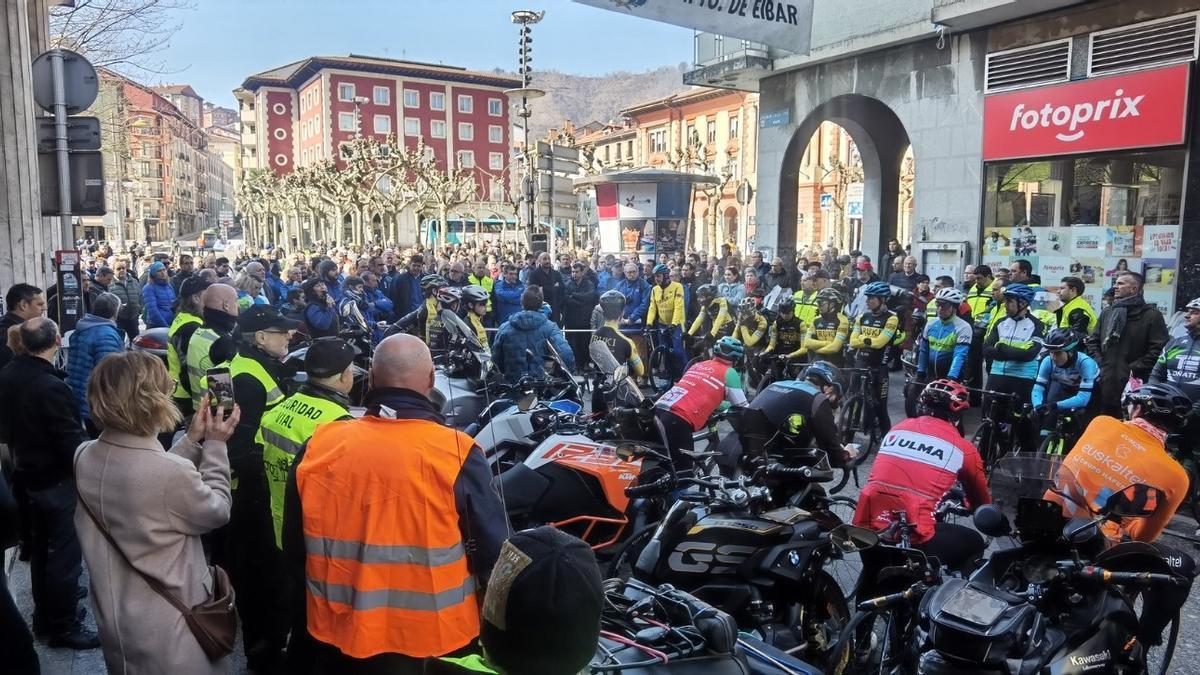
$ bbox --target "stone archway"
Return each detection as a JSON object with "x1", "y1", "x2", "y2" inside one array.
[{"x1": 778, "y1": 94, "x2": 910, "y2": 264}]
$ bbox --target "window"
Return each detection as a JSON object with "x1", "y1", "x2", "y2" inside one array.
[
  {"x1": 707, "y1": 120, "x2": 717, "y2": 143},
  {"x1": 488, "y1": 125, "x2": 503, "y2": 144},
  {"x1": 626, "y1": 140, "x2": 633, "y2": 158},
  {"x1": 404, "y1": 118, "x2": 420, "y2": 136},
  {"x1": 338, "y1": 83, "x2": 355, "y2": 102},
  {"x1": 729, "y1": 163, "x2": 739, "y2": 181},
  {"x1": 489, "y1": 178, "x2": 504, "y2": 201},
  {"x1": 423, "y1": 146, "x2": 435, "y2": 161},
  {"x1": 458, "y1": 95, "x2": 473, "y2": 113},
  {"x1": 729, "y1": 115, "x2": 740, "y2": 140},
  {"x1": 338, "y1": 112, "x2": 356, "y2": 132},
  {"x1": 458, "y1": 122, "x2": 473, "y2": 141},
  {"x1": 488, "y1": 98, "x2": 502, "y2": 116},
  {"x1": 430, "y1": 92, "x2": 445, "y2": 110},
  {"x1": 457, "y1": 150, "x2": 475, "y2": 168},
  {"x1": 403, "y1": 89, "x2": 419, "y2": 108},
  {"x1": 373, "y1": 86, "x2": 390, "y2": 105},
  {"x1": 686, "y1": 124, "x2": 696, "y2": 145},
  {"x1": 489, "y1": 152, "x2": 504, "y2": 170},
  {"x1": 431, "y1": 120, "x2": 446, "y2": 138},
  {"x1": 373, "y1": 115, "x2": 391, "y2": 134},
  {"x1": 650, "y1": 129, "x2": 667, "y2": 153},
  {"x1": 604, "y1": 146, "x2": 611, "y2": 164}
]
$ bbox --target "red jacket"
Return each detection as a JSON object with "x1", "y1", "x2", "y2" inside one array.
[{"x1": 853, "y1": 416, "x2": 990, "y2": 544}]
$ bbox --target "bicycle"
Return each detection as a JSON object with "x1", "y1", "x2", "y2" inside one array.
[
  {"x1": 970, "y1": 389, "x2": 1029, "y2": 470},
  {"x1": 755, "y1": 352, "x2": 806, "y2": 391},
  {"x1": 643, "y1": 325, "x2": 678, "y2": 395},
  {"x1": 835, "y1": 362, "x2": 885, "y2": 484},
  {"x1": 1034, "y1": 409, "x2": 1082, "y2": 456}
]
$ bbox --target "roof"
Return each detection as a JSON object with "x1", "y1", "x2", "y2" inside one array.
[
  {"x1": 621, "y1": 87, "x2": 740, "y2": 117},
  {"x1": 576, "y1": 124, "x2": 637, "y2": 146},
  {"x1": 241, "y1": 54, "x2": 522, "y2": 92},
  {"x1": 574, "y1": 167, "x2": 720, "y2": 187},
  {"x1": 152, "y1": 84, "x2": 201, "y2": 98}
]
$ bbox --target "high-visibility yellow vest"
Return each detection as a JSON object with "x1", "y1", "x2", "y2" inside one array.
[
  {"x1": 230, "y1": 353, "x2": 286, "y2": 409},
  {"x1": 256, "y1": 391, "x2": 349, "y2": 548},
  {"x1": 1058, "y1": 295, "x2": 1098, "y2": 334},
  {"x1": 966, "y1": 280, "x2": 993, "y2": 320},
  {"x1": 185, "y1": 327, "x2": 222, "y2": 409},
  {"x1": 168, "y1": 312, "x2": 202, "y2": 401}
]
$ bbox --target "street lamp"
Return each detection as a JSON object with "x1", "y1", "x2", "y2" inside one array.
[{"x1": 505, "y1": 10, "x2": 545, "y2": 240}]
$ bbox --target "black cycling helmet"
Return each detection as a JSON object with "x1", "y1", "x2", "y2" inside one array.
[
  {"x1": 778, "y1": 297, "x2": 796, "y2": 316},
  {"x1": 1123, "y1": 382, "x2": 1192, "y2": 432},
  {"x1": 696, "y1": 283, "x2": 717, "y2": 301},
  {"x1": 462, "y1": 284, "x2": 489, "y2": 305},
  {"x1": 1042, "y1": 327, "x2": 1082, "y2": 352},
  {"x1": 599, "y1": 289, "x2": 626, "y2": 320},
  {"x1": 918, "y1": 379, "x2": 971, "y2": 421},
  {"x1": 815, "y1": 288, "x2": 843, "y2": 306},
  {"x1": 803, "y1": 361, "x2": 844, "y2": 397},
  {"x1": 421, "y1": 274, "x2": 449, "y2": 292},
  {"x1": 436, "y1": 286, "x2": 462, "y2": 307}
]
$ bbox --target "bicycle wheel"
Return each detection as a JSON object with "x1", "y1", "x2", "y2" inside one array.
[
  {"x1": 820, "y1": 496, "x2": 862, "y2": 599},
  {"x1": 647, "y1": 347, "x2": 673, "y2": 393},
  {"x1": 972, "y1": 423, "x2": 995, "y2": 471},
  {"x1": 838, "y1": 395, "x2": 863, "y2": 446}
]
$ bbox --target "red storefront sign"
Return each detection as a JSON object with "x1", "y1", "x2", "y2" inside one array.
[{"x1": 982, "y1": 63, "x2": 1190, "y2": 161}]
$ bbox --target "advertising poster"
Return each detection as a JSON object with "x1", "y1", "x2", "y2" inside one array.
[
  {"x1": 981, "y1": 252, "x2": 1007, "y2": 274},
  {"x1": 1041, "y1": 227, "x2": 1071, "y2": 255},
  {"x1": 1039, "y1": 257, "x2": 1072, "y2": 287},
  {"x1": 619, "y1": 219, "x2": 652, "y2": 256},
  {"x1": 1106, "y1": 226, "x2": 1141, "y2": 257},
  {"x1": 1013, "y1": 227, "x2": 1038, "y2": 256},
  {"x1": 982, "y1": 227, "x2": 1012, "y2": 256},
  {"x1": 1143, "y1": 225, "x2": 1182, "y2": 258},
  {"x1": 1068, "y1": 258, "x2": 1104, "y2": 285},
  {"x1": 657, "y1": 220, "x2": 683, "y2": 254},
  {"x1": 1143, "y1": 257, "x2": 1177, "y2": 313},
  {"x1": 1070, "y1": 226, "x2": 1106, "y2": 258},
  {"x1": 1104, "y1": 257, "x2": 1140, "y2": 280},
  {"x1": 616, "y1": 183, "x2": 657, "y2": 220},
  {"x1": 599, "y1": 220, "x2": 621, "y2": 253}
]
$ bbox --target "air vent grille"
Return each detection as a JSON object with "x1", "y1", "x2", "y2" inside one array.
[
  {"x1": 985, "y1": 40, "x2": 1071, "y2": 93},
  {"x1": 1089, "y1": 13, "x2": 1198, "y2": 76}
]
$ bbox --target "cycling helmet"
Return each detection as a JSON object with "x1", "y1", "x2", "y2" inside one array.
[
  {"x1": 696, "y1": 283, "x2": 717, "y2": 301},
  {"x1": 803, "y1": 360, "x2": 844, "y2": 396},
  {"x1": 436, "y1": 286, "x2": 462, "y2": 306},
  {"x1": 739, "y1": 297, "x2": 758, "y2": 316},
  {"x1": 1123, "y1": 382, "x2": 1192, "y2": 432},
  {"x1": 863, "y1": 281, "x2": 892, "y2": 298},
  {"x1": 1002, "y1": 283, "x2": 1036, "y2": 305},
  {"x1": 1042, "y1": 327, "x2": 1082, "y2": 352},
  {"x1": 599, "y1": 289, "x2": 626, "y2": 320},
  {"x1": 421, "y1": 274, "x2": 449, "y2": 292},
  {"x1": 1187, "y1": 297, "x2": 1200, "y2": 311},
  {"x1": 933, "y1": 287, "x2": 967, "y2": 306},
  {"x1": 815, "y1": 288, "x2": 843, "y2": 306},
  {"x1": 918, "y1": 379, "x2": 971, "y2": 419},
  {"x1": 651, "y1": 263, "x2": 670, "y2": 278},
  {"x1": 713, "y1": 336, "x2": 744, "y2": 362},
  {"x1": 462, "y1": 285, "x2": 489, "y2": 305},
  {"x1": 778, "y1": 297, "x2": 796, "y2": 316}
]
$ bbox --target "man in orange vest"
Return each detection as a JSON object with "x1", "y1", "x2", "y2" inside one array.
[{"x1": 282, "y1": 333, "x2": 510, "y2": 673}]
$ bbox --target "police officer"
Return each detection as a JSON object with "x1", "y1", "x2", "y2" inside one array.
[
  {"x1": 167, "y1": 276, "x2": 211, "y2": 416},
  {"x1": 185, "y1": 284, "x2": 240, "y2": 412},
  {"x1": 228, "y1": 304, "x2": 300, "y2": 672}
]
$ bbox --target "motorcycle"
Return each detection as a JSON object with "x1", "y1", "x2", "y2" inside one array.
[
  {"x1": 283, "y1": 325, "x2": 372, "y2": 408},
  {"x1": 430, "y1": 309, "x2": 498, "y2": 429},
  {"x1": 624, "y1": 453, "x2": 872, "y2": 675}
]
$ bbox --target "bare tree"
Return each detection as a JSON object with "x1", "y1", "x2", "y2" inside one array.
[{"x1": 49, "y1": 0, "x2": 195, "y2": 77}]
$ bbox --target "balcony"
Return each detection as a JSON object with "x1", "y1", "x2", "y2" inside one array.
[{"x1": 684, "y1": 32, "x2": 774, "y2": 91}]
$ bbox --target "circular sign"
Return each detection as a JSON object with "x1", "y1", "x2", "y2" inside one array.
[
  {"x1": 736, "y1": 180, "x2": 754, "y2": 206},
  {"x1": 31, "y1": 49, "x2": 99, "y2": 114}
]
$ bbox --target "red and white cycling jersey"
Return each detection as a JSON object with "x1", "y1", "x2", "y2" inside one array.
[{"x1": 852, "y1": 416, "x2": 991, "y2": 544}]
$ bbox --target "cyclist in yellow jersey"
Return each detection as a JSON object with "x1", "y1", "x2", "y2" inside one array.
[
  {"x1": 688, "y1": 283, "x2": 734, "y2": 344},
  {"x1": 850, "y1": 282, "x2": 899, "y2": 433},
  {"x1": 646, "y1": 263, "x2": 687, "y2": 378},
  {"x1": 804, "y1": 288, "x2": 851, "y2": 368}
]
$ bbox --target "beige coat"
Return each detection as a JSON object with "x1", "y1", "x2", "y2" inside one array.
[{"x1": 74, "y1": 430, "x2": 232, "y2": 674}]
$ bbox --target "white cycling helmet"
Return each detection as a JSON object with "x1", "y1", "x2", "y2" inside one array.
[
  {"x1": 934, "y1": 287, "x2": 966, "y2": 305},
  {"x1": 1187, "y1": 297, "x2": 1200, "y2": 311}
]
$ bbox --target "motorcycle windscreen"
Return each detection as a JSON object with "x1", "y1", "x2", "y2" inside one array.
[
  {"x1": 439, "y1": 308, "x2": 480, "y2": 349},
  {"x1": 589, "y1": 340, "x2": 644, "y2": 403}
]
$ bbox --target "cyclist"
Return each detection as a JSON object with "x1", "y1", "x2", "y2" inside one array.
[
  {"x1": 591, "y1": 290, "x2": 645, "y2": 380},
  {"x1": 759, "y1": 296, "x2": 807, "y2": 385},
  {"x1": 654, "y1": 336, "x2": 748, "y2": 474},
  {"x1": 982, "y1": 282, "x2": 1045, "y2": 453},
  {"x1": 462, "y1": 285, "x2": 491, "y2": 351},
  {"x1": 384, "y1": 275, "x2": 453, "y2": 348},
  {"x1": 1031, "y1": 328, "x2": 1097, "y2": 450},
  {"x1": 687, "y1": 283, "x2": 734, "y2": 349},
  {"x1": 645, "y1": 263, "x2": 687, "y2": 379},
  {"x1": 849, "y1": 281, "x2": 899, "y2": 434},
  {"x1": 803, "y1": 288, "x2": 850, "y2": 368},
  {"x1": 916, "y1": 287, "x2": 972, "y2": 383},
  {"x1": 736, "y1": 361, "x2": 850, "y2": 469},
  {"x1": 853, "y1": 379, "x2": 990, "y2": 573},
  {"x1": 1149, "y1": 296, "x2": 1200, "y2": 433}
]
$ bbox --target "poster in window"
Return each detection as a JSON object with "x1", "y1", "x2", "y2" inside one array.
[
  {"x1": 1069, "y1": 226, "x2": 1105, "y2": 258},
  {"x1": 620, "y1": 219, "x2": 652, "y2": 256},
  {"x1": 1039, "y1": 257, "x2": 1072, "y2": 288},
  {"x1": 1068, "y1": 258, "x2": 1104, "y2": 285},
  {"x1": 982, "y1": 227, "x2": 1012, "y2": 256},
  {"x1": 1028, "y1": 193, "x2": 1055, "y2": 228},
  {"x1": 1042, "y1": 227, "x2": 1071, "y2": 255},
  {"x1": 1142, "y1": 225, "x2": 1181, "y2": 258},
  {"x1": 1142, "y1": 257, "x2": 1178, "y2": 314},
  {"x1": 1105, "y1": 257, "x2": 1140, "y2": 280},
  {"x1": 656, "y1": 220, "x2": 682, "y2": 254},
  {"x1": 1105, "y1": 226, "x2": 1141, "y2": 257},
  {"x1": 1013, "y1": 227, "x2": 1038, "y2": 256}
]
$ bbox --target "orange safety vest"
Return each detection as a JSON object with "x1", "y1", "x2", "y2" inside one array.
[{"x1": 296, "y1": 416, "x2": 480, "y2": 658}]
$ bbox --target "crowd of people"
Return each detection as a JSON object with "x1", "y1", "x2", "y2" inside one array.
[{"x1": 0, "y1": 232, "x2": 1198, "y2": 673}]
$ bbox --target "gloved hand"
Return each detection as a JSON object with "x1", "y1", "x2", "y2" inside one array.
[
  {"x1": 863, "y1": 338, "x2": 873, "y2": 347},
  {"x1": 1034, "y1": 404, "x2": 1049, "y2": 418}
]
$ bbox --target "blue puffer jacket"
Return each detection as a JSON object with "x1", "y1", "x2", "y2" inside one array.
[
  {"x1": 615, "y1": 276, "x2": 652, "y2": 326},
  {"x1": 66, "y1": 314, "x2": 124, "y2": 422},
  {"x1": 141, "y1": 277, "x2": 176, "y2": 328},
  {"x1": 493, "y1": 278, "x2": 525, "y2": 324},
  {"x1": 492, "y1": 310, "x2": 575, "y2": 384}
]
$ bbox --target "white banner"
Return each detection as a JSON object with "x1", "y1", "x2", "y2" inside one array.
[
  {"x1": 573, "y1": 0, "x2": 813, "y2": 54},
  {"x1": 617, "y1": 183, "x2": 657, "y2": 219}
]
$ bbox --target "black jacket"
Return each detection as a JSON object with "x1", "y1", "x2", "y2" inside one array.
[
  {"x1": 527, "y1": 266, "x2": 565, "y2": 320},
  {"x1": 0, "y1": 354, "x2": 86, "y2": 489},
  {"x1": 1092, "y1": 295, "x2": 1168, "y2": 406},
  {"x1": 228, "y1": 343, "x2": 292, "y2": 479},
  {"x1": 391, "y1": 270, "x2": 423, "y2": 316},
  {"x1": 561, "y1": 276, "x2": 598, "y2": 328},
  {"x1": 0, "y1": 311, "x2": 24, "y2": 371}
]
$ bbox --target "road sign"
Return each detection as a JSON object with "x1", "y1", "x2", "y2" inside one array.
[
  {"x1": 536, "y1": 141, "x2": 580, "y2": 161},
  {"x1": 36, "y1": 116, "x2": 101, "y2": 152},
  {"x1": 736, "y1": 181, "x2": 754, "y2": 206},
  {"x1": 31, "y1": 49, "x2": 98, "y2": 114},
  {"x1": 538, "y1": 174, "x2": 575, "y2": 195},
  {"x1": 38, "y1": 151, "x2": 105, "y2": 216},
  {"x1": 820, "y1": 193, "x2": 833, "y2": 209}
]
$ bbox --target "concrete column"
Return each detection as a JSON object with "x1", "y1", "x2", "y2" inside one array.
[{"x1": 0, "y1": 0, "x2": 54, "y2": 291}]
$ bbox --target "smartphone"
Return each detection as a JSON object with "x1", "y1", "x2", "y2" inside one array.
[{"x1": 206, "y1": 366, "x2": 234, "y2": 416}]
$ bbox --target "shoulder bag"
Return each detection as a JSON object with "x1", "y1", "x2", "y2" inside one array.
[{"x1": 74, "y1": 449, "x2": 238, "y2": 661}]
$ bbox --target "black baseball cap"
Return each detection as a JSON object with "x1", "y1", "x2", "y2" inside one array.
[
  {"x1": 179, "y1": 276, "x2": 212, "y2": 298},
  {"x1": 237, "y1": 305, "x2": 301, "y2": 333},
  {"x1": 305, "y1": 337, "x2": 356, "y2": 378},
  {"x1": 480, "y1": 527, "x2": 602, "y2": 675}
]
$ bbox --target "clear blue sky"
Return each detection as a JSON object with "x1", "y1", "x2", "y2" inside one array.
[{"x1": 154, "y1": 0, "x2": 693, "y2": 108}]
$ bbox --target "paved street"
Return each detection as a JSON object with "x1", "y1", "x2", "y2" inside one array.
[{"x1": 10, "y1": 371, "x2": 1200, "y2": 672}]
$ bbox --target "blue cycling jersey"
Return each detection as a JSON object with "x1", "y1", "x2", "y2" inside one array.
[
  {"x1": 1031, "y1": 351, "x2": 1098, "y2": 411},
  {"x1": 918, "y1": 315, "x2": 972, "y2": 379}
]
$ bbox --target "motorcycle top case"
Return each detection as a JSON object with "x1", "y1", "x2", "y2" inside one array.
[{"x1": 923, "y1": 578, "x2": 1036, "y2": 666}]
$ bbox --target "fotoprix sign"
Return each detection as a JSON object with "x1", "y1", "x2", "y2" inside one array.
[{"x1": 983, "y1": 63, "x2": 1190, "y2": 161}]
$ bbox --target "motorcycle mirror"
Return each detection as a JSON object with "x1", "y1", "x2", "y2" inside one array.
[
  {"x1": 1065, "y1": 517, "x2": 1103, "y2": 546},
  {"x1": 973, "y1": 504, "x2": 1011, "y2": 537},
  {"x1": 1102, "y1": 483, "x2": 1163, "y2": 520},
  {"x1": 829, "y1": 524, "x2": 878, "y2": 553}
]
